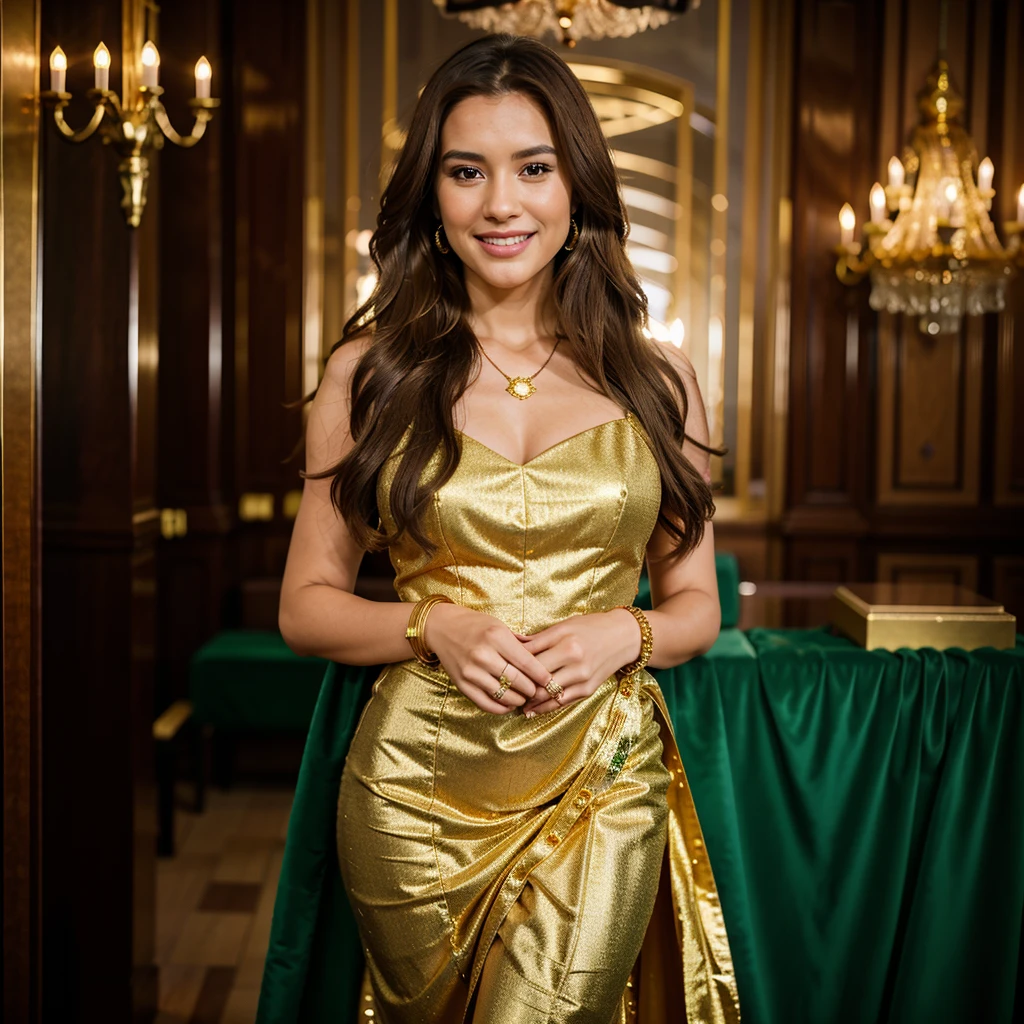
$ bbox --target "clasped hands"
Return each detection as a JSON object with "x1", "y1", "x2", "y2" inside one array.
[{"x1": 422, "y1": 604, "x2": 642, "y2": 717}]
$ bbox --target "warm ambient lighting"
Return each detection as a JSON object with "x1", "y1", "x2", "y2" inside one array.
[
  {"x1": 887, "y1": 156, "x2": 905, "y2": 191},
  {"x1": 870, "y1": 183, "x2": 887, "y2": 224},
  {"x1": 977, "y1": 156, "x2": 994, "y2": 193},
  {"x1": 195, "y1": 56, "x2": 212, "y2": 99},
  {"x1": 93, "y1": 42, "x2": 110, "y2": 91},
  {"x1": 49, "y1": 46, "x2": 67, "y2": 92},
  {"x1": 41, "y1": 33, "x2": 219, "y2": 228},
  {"x1": 836, "y1": 55, "x2": 1022, "y2": 335},
  {"x1": 140, "y1": 40, "x2": 160, "y2": 87},
  {"x1": 839, "y1": 203, "x2": 856, "y2": 245}
]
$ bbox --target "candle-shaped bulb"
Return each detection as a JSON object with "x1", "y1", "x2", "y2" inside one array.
[
  {"x1": 887, "y1": 156, "x2": 905, "y2": 190},
  {"x1": 93, "y1": 42, "x2": 110, "y2": 91},
  {"x1": 1017, "y1": 184, "x2": 1024, "y2": 225},
  {"x1": 943, "y1": 180, "x2": 959, "y2": 204},
  {"x1": 839, "y1": 203, "x2": 856, "y2": 245},
  {"x1": 869, "y1": 182, "x2": 886, "y2": 224},
  {"x1": 195, "y1": 56, "x2": 212, "y2": 99},
  {"x1": 140, "y1": 40, "x2": 160, "y2": 88},
  {"x1": 49, "y1": 46, "x2": 67, "y2": 93},
  {"x1": 978, "y1": 157, "x2": 994, "y2": 192}
]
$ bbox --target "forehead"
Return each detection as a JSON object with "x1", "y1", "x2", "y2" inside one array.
[{"x1": 440, "y1": 93, "x2": 555, "y2": 154}]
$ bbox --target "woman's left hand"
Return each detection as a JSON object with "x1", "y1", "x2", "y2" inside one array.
[{"x1": 514, "y1": 608, "x2": 641, "y2": 716}]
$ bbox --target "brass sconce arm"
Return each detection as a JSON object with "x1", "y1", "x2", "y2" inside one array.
[{"x1": 150, "y1": 93, "x2": 221, "y2": 149}]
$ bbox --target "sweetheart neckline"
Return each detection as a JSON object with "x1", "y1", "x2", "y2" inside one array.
[{"x1": 454, "y1": 413, "x2": 633, "y2": 468}]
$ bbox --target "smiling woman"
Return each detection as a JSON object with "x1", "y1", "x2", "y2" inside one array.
[{"x1": 258, "y1": 32, "x2": 739, "y2": 1024}]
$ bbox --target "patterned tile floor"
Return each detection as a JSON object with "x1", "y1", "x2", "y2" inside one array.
[{"x1": 155, "y1": 786, "x2": 292, "y2": 1024}]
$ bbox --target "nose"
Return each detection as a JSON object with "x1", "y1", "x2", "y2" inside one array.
[{"x1": 482, "y1": 171, "x2": 522, "y2": 222}]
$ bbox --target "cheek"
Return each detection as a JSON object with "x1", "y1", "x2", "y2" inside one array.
[{"x1": 437, "y1": 183, "x2": 478, "y2": 226}]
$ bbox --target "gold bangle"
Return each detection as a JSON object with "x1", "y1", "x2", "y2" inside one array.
[
  {"x1": 405, "y1": 595, "x2": 453, "y2": 666},
  {"x1": 615, "y1": 605, "x2": 653, "y2": 679}
]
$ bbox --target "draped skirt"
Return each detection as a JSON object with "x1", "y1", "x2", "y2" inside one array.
[{"x1": 337, "y1": 658, "x2": 740, "y2": 1024}]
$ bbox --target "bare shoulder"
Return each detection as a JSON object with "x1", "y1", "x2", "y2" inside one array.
[
  {"x1": 321, "y1": 332, "x2": 375, "y2": 393},
  {"x1": 306, "y1": 333, "x2": 374, "y2": 474},
  {"x1": 648, "y1": 340, "x2": 712, "y2": 479}
]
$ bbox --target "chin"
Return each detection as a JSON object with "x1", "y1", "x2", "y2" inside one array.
[{"x1": 465, "y1": 258, "x2": 555, "y2": 292}]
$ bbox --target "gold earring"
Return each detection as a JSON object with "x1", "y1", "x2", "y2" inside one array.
[
  {"x1": 434, "y1": 224, "x2": 450, "y2": 254},
  {"x1": 564, "y1": 218, "x2": 579, "y2": 252}
]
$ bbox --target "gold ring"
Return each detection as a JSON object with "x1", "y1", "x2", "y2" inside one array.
[
  {"x1": 545, "y1": 678, "x2": 563, "y2": 698},
  {"x1": 493, "y1": 674, "x2": 510, "y2": 701}
]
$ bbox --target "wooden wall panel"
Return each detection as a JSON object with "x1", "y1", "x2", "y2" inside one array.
[
  {"x1": 783, "y1": 0, "x2": 1024, "y2": 613},
  {"x1": 39, "y1": 0, "x2": 158, "y2": 1018},
  {"x1": 156, "y1": 0, "x2": 235, "y2": 706},
  {"x1": 231, "y1": 0, "x2": 308, "y2": 584},
  {"x1": 784, "y1": 0, "x2": 881, "y2": 538}
]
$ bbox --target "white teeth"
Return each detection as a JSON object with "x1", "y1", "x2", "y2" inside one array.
[{"x1": 480, "y1": 234, "x2": 531, "y2": 246}]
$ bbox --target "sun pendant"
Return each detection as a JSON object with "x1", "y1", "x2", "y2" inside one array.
[{"x1": 506, "y1": 377, "x2": 537, "y2": 400}]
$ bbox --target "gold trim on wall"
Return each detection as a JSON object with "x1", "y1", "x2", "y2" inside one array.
[{"x1": 2, "y1": 0, "x2": 42, "y2": 1014}]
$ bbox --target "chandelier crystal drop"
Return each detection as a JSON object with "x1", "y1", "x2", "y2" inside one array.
[{"x1": 836, "y1": 57, "x2": 1023, "y2": 336}]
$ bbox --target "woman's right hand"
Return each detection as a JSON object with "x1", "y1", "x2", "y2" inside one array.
[{"x1": 422, "y1": 603, "x2": 550, "y2": 714}]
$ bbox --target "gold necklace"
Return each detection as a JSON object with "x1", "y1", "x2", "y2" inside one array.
[{"x1": 478, "y1": 338, "x2": 562, "y2": 400}]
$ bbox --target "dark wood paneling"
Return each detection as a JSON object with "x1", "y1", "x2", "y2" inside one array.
[
  {"x1": 231, "y1": 0, "x2": 307, "y2": 583},
  {"x1": 785, "y1": 0, "x2": 881, "y2": 530},
  {"x1": 156, "y1": 0, "x2": 236, "y2": 707},
  {"x1": 39, "y1": 1, "x2": 157, "y2": 1019},
  {"x1": 782, "y1": 0, "x2": 1024, "y2": 593}
]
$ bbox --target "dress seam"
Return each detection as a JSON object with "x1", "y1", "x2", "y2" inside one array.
[
  {"x1": 427, "y1": 680, "x2": 459, "y2": 960},
  {"x1": 434, "y1": 492, "x2": 464, "y2": 605},
  {"x1": 583, "y1": 490, "x2": 628, "y2": 615},
  {"x1": 518, "y1": 467, "x2": 527, "y2": 632}
]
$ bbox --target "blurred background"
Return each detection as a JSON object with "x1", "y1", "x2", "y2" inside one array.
[{"x1": 2, "y1": 0, "x2": 1022, "y2": 1021}]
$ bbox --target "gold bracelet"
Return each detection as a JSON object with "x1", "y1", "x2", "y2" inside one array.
[
  {"x1": 405, "y1": 595, "x2": 453, "y2": 666},
  {"x1": 615, "y1": 605, "x2": 654, "y2": 679}
]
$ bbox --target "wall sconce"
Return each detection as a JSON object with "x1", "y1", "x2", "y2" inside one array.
[{"x1": 41, "y1": 39, "x2": 220, "y2": 228}]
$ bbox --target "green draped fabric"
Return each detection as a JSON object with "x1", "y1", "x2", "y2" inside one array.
[{"x1": 256, "y1": 630, "x2": 1024, "y2": 1024}]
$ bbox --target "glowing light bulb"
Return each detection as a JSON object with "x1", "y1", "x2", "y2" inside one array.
[
  {"x1": 870, "y1": 182, "x2": 886, "y2": 224},
  {"x1": 887, "y1": 156, "x2": 905, "y2": 190},
  {"x1": 49, "y1": 46, "x2": 67, "y2": 93},
  {"x1": 839, "y1": 203, "x2": 856, "y2": 245},
  {"x1": 1017, "y1": 184, "x2": 1024, "y2": 226},
  {"x1": 140, "y1": 40, "x2": 160, "y2": 88},
  {"x1": 977, "y1": 157, "x2": 994, "y2": 192},
  {"x1": 944, "y1": 181, "x2": 959, "y2": 204},
  {"x1": 195, "y1": 56, "x2": 212, "y2": 99},
  {"x1": 93, "y1": 42, "x2": 110, "y2": 91},
  {"x1": 668, "y1": 318, "x2": 685, "y2": 349}
]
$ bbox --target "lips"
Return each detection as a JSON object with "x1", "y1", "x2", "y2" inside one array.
[{"x1": 474, "y1": 231, "x2": 536, "y2": 257}]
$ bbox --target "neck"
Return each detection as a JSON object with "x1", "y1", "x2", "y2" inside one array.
[{"x1": 464, "y1": 264, "x2": 558, "y2": 350}]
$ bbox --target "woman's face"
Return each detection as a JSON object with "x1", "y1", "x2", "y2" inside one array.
[{"x1": 435, "y1": 92, "x2": 574, "y2": 295}]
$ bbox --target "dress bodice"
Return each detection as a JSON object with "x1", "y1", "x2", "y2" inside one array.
[{"x1": 376, "y1": 411, "x2": 662, "y2": 633}]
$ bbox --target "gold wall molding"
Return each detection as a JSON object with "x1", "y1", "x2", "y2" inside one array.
[{"x1": 2, "y1": 1, "x2": 42, "y2": 1016}]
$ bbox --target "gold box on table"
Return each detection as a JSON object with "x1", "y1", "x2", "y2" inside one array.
[{"x1": 829, "y1": 583, "x2": 1017, "y2": 651}]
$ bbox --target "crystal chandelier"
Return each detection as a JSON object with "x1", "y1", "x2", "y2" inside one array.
[
  {"x1": 835, "y1": 53, "x2": 1023, "y2": 336},
  {"x1": 432, "y1": 0, "x2": 697, "y2": 47}
]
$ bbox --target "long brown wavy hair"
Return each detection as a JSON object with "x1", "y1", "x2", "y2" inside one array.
[{"x1": 304, "y1": 33, "x2": 721, "y2": 560}]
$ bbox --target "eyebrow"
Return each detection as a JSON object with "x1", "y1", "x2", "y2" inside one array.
[{"x1": 439, "y1": 144, "x2": 557, "y2": 163}]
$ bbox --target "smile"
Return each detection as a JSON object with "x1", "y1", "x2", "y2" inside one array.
[{"x1": 474, "y1": 232, "x2": 536, "y2": 256}]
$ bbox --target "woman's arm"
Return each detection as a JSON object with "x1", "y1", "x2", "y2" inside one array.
[
  {"x1": 278, "y1": 337, "x2": 417, "y2": 665},
  {"x1": 642, "y1": 345, "x2": 721, "y2": 668},
  {"x1": 279, "y1": 339, "x2": 553, "y2": 709}
]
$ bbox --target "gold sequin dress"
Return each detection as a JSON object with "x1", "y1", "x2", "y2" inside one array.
[{"x1": 337, "y1": 412, "x2": 741, "y2": 1024}]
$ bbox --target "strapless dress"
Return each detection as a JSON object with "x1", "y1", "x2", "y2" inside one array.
[{"x1": 336, "y1": 412, "x2": 740, "y2": 1023}]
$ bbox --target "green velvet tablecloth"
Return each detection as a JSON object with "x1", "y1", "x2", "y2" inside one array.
[{"x1": 256, "y1": 630, "x2": 1024, "y2": 1024}]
